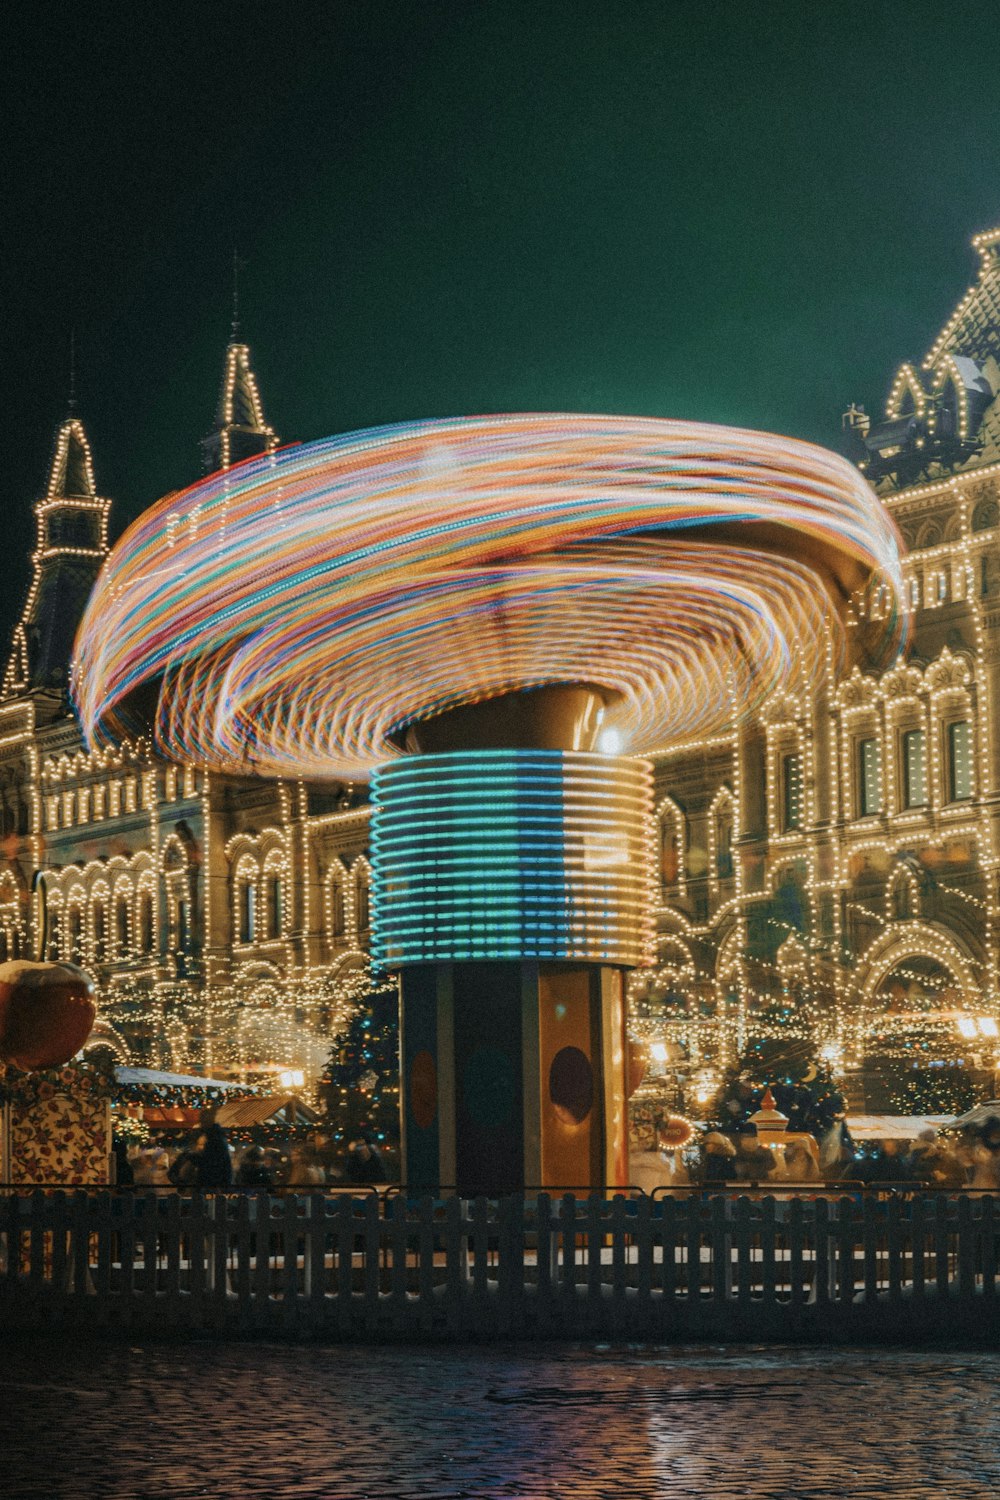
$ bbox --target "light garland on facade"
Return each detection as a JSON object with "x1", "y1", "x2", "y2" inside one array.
[{"x1": 7, "y1": 239, "x2": 1000, "y2": 1119}]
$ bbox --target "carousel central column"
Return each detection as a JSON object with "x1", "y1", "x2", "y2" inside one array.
[{"x1": 370, "y1": 687, "x2": 656, "y2": 1195}]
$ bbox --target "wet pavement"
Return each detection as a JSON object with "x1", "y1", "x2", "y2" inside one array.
[{"x1": 0, "y1": 1338, "x2": 997, "y2": 1498}]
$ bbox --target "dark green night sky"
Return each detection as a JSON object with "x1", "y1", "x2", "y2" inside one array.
[{"x1": 2, "y1": 1, "x2": 999, "y2": 643}]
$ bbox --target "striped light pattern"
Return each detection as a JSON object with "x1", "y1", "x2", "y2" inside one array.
[
  {"x1": 371, "y1": 751, "x2": 655, "y2": 967},
  {"x1": 72, "y1": 414, "x2": 906, "y2": 780}
]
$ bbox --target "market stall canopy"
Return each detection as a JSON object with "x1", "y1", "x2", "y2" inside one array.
[
  {"x1": 115, "y1": 1068, "x2": 251, "y2": 1093},
  {"x1": 214, "y1": 1094, "x2": 319, "y2": 1129},
  {"x1": 114, "y1": 1066, "x2": 259, "y2": 1129},
  {"x1": 950, "y1": 1101, "x2": 1000, "y2": 1131},
  {"x1": 847, "y1": 1114, "x2": 950, "y2": 1141}
]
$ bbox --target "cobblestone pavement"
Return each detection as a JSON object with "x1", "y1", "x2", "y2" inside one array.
[{"x1": 0, "y1": 1339, "x2": 998, "y2": 1499}]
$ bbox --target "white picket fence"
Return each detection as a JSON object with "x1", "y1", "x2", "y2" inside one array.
[{"x1": 1, "y1": 1188, "x2": 998, "y2": 1340}]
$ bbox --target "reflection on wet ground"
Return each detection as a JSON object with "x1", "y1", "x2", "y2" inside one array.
[{"x1": 0, "y1": 1339, "x2": 997, "y2": 1499}]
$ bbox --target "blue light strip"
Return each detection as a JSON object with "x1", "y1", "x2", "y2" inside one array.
[{"x1": 371, "y1": 750, "x2": 655, "y2": 968}]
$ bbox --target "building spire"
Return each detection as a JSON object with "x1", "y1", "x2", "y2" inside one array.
[
  {"x1": 46, "y1": 413, "x2": 97, "y2": 501},
  {"x1": 67, "y1": 328, "x2": 77, "y2": 415},
  {"x1": 3, "y1": 407, "x2": 112, "y2": 701},
  {"x1": 200, "y1": 272, "x2": 279, "y2": 474},
  {"x1": 231, "y1": 249, "x2": 245, "y2": 342}
]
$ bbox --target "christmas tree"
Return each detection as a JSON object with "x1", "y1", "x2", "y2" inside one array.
[
  {"x1": 320, "y1": 978, "x2": 400, "y2": 1149},
  {"x1": 712, "y1": 1040, "x2": 846, "y2": 1142}
]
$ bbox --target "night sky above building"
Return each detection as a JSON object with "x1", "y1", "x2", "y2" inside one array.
[{"x1": 3, "y1": 1, "x2": 1000, "y2": 646}]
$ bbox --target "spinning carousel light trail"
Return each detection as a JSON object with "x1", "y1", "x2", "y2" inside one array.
[{"x1": 73, "y1": 414, "x2": 906, "y2": 780}]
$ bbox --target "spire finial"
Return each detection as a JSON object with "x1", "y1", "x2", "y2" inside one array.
[
  {"x1": 231, "y1": 249, "x2": 246, "y2": 341},
  {"x1": 68, "y1": 328, "x2": 78, "y2": 414}
]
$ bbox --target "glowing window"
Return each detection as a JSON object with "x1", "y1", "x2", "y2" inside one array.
[
  {"x1": 115, "y1": 898, "x2": 129, "y2": 956},
  {"x1": 239, "y1": 881, "x2": 256, "y2": 944},
  {"x1": 69, "y1": 908, "x2": 83, "y2": 962},
  {"x1": 782, "y1": 752, "x2": 803, "y2": 831},
  {"x1": 858, "y1": 737, "x2": 881, "y2": 817},
  {"x1": 356, "y1": 872, "x2": 370, "y2": 933},
  {"x1": 903, "y1": 728, "x2": 927, "y2": 808},
  {"x1": 93, "y1": 904, "x2": 107, "y2": 962},
  {"x1": 268, "y1": 874, "x2": 283, "y2": 938},
  {"x1": 948, "y1": 720, "x2": 973, "y2": 802},
  {"x1": 138, "y1": 891, "x2": 154, "y2": 953},
  {"x1": 330, "y1": 879, "x2": 346, "y2": 940}
]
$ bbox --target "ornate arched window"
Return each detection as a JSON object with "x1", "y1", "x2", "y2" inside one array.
[
  {"x1": 92, "y1": 898, "x2": 108, "y2": 964},
  {"x1": 114, "y1": 893, "x2": 131, "y2": 958},
  {"x1": 327, "y1": 863, "x2": 347, "y2": 945},
  {"x1": 657, "y1": 796, "x2": 686, "y2": 895},
  {"x1": 973, "y1": 498, "x2": 999, "y2": 533},
  {"x1": 888, "y1": 863, "x2": 922, "y2": 923},
  {"x1": 235, "y1": 856, "x2": 259, "y2": 945},
  {"x1": 136, "y1": 886, "x2": 155, "y2": 954},
  {"x1": 68, "y1": 904, "x2": 84, "y2": 963},
  {"x1": 47, "y1": 901, "x2": 62, "y2": 962},
  {"x1": 260, "y1": 847, "x2": 286, "y2": 941},
  {"x1": 354, "y1": 861, "x2": 371, "y2": 938},
  {"x1": 711, "y1": 789, "x2": 735, "y2": 882}
]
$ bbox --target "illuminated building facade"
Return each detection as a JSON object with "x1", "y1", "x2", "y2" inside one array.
[
  {"x1": 73, "y1": 406, "x2": 890, "y2": 1193},
  {"x1": 638, "y1": 227, "x2": 1000, "y2": 1110},
  {"x1": 6, "y1": 228, "x2": 1000, "y2": 1113},
  {"x1": 0, "y1": 337, "x2": 372, "y2": 1085}
]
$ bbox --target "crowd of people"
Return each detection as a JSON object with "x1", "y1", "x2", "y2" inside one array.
[
  {"x1": 112, "y1": 1122, "x2": 393, "y2": 1191},
  {"x1": 640, "y1": 1117, "x2": 1000, "y2": 1191}
]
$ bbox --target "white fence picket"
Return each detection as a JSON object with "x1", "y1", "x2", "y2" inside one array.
[{"x1": 1, "y1": 1187, "x2": 998, "y2": 1340}]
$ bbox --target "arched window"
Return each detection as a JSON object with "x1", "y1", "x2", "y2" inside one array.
[
  {"x1": 237, "y1": 868, "x2": 257, "y2": 945},
  {"x1": 115, "y1": 897, "x2": 130, "y2": 957},
  {"x1": 713, "y1": 792, "x2": 734, "y2": 881},
  {"x1": 267, "y1": 873, "x2": 283, "y2": 938},
  {"x1": 973, "y1": 498, "x2": 999, "y2": 533},
  {"x1": 175, "y1": 898, "x2": 190, "y2": 976},
  {"x1": 68, "y1": 907, "x2": 84, "y2": 963},
  {"x1": 138, "y1": 889, "x2": 154, "y2": 954},
  {"x1": 329, "y1": 869, "x2": 347, "y2": 942},
  {"x1": 93, "y1": 901, "x2": 107, "y2": 963},
  {"x1": 902, "y1": 727, "x2": 928, "y2": 809},
  {"x1": 657, "y1": 797, "x2": 685, "y2": 894},
  {"x1": 47, "y1": 908, "x2": 61, "y2": 961},
  {"x1": 355, "y1": 864, "x2": 370, "y2": 936},
  {"x1": 889, "y1": 864, "x2": 922, "y2": 923}
]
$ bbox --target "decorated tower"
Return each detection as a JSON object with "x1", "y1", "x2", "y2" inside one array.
[
  {"x1": 200, "y1": 324, "x2": 278, "y2": 476},
  {"x1": 3, "y1": 412, "x2": 111, "y2": 705}
]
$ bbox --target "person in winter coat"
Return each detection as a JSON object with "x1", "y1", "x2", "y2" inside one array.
[
  {"x1": 111, "y1": 1135, "x2": 134, "y2": 1187},
  {"x1": 133, "y1": 1146, "x2": 172, "y2": 1188},
  {"x1": 235, "y1": 1144, "x2": 274, "y2": 1191},
  {"x1": 285, "y1": 1145, "x2": 326, "y2": 1188},
  {"x1": 734, "y1": 1123, "x2": 775, "y2": 1182},
  {"x1": 700, "y1": 1132, "x2": 738, "y2": 1186},
  {"x1": 167, "y1": 1135, "x2": 202, "y2": 1188},
  {"x1": 194, "y1": 1122, "x2": 234, "y2": 1190},
  {"x1": 345, "y1": 1134, "x2": 387, "y2": 1185}
]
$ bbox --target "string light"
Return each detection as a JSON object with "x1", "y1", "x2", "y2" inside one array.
[{"x1": 11, "y1": 239, "x2": 1000, "y2": 1122}]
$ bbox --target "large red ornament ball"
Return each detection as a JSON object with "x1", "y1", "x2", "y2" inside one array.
[{"x1": 0, "y1": 961, "x2": 97, "y2": 1070}]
